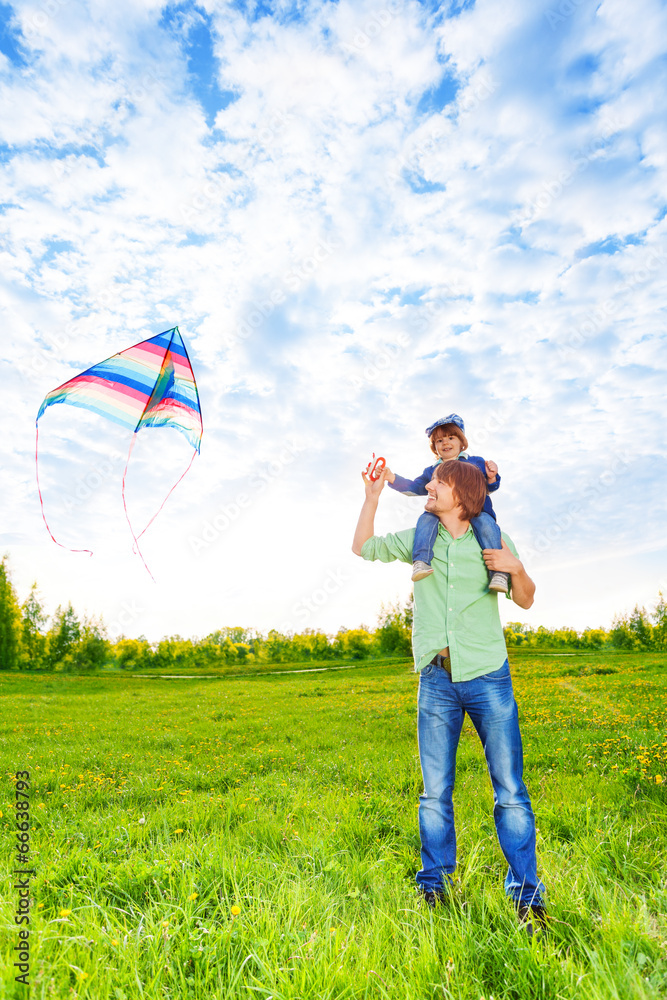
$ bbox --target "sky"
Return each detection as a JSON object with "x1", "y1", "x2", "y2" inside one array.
[{"x1": 1, "y1": 0, "x2": 666, "y2": 643}]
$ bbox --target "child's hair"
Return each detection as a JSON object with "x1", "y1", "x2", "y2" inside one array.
[
  {"x1": 435, "y1": 459, "x2": 485, "y2": 520},
  {"x1": 429, "y1": 422, "x2": 469, "y2": 456}
]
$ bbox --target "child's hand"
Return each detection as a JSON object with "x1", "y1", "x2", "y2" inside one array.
[
  {"x1": 485, "y1": 460, "x2": 498, "y2": 483},
  {"x1": 383, "y1": 466, "x2": 396, "y2": 484}
]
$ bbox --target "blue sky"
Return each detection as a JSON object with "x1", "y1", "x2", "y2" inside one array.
[{"x1": 1, "y1": 0, "x2": 666, "y2": 641}]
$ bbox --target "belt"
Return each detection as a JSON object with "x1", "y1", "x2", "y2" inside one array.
[{"x1": 430, "y1": 653, "x2": 451, "y2": 673}]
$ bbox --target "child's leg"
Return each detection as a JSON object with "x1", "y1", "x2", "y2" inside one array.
[
  {"x1": 414, "y1": 511, "x2": 440, "y2": 563},
  {"x1": 470, "y1": 512, "x2": 509, "y2": 593},
  {"x1": 470, "y1": 512, "x2": 501, "y2": 551},
  {"x1": 412, "y1": 511, "x2": 439, "y2": 581}
]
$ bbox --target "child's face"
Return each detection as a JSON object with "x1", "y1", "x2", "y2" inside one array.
[{"x1": 432, "y1": 429, "x2": 463, "y2": 461}]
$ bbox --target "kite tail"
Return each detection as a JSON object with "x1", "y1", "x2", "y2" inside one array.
[
  {"x1": 121, "y1": 433, "x2": 156, "y2": 583},
  {"x1": 35, "y1": 420, "x2": 93, "y2": 558}
]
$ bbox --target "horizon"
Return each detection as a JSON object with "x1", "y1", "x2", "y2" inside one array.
[{"x1": 3, "y1": 552, "x2": 662, "y2": 644}]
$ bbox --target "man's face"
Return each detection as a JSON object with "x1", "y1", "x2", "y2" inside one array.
[
  {"x1": 431, "y1": 428, "x2": 463, "y2": 461},
  {"x1": 424, "y1": 474, "x2": 458, "y2": 515}
]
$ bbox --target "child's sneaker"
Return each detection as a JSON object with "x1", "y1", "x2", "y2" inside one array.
[
  {"x1": 412, "y1": 560, "x2": 434, "y2": 582},
  {"x1": 488, "y1": 571, "x2": 509, "y2": 593}
]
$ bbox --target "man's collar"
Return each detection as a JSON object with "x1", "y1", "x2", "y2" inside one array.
[{"x1": 438, "y1": 522, "x2": 473, "y2": 540}]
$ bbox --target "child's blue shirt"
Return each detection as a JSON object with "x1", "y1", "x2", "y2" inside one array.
[{"x1": 389, "y1": 454, "x2": 500, "y2": 521}]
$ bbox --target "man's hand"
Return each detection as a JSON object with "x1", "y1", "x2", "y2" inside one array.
[
  {"x1": 482, "y1": 539, "x2": 520, "y2": 574},
  {"x1": 482, "y1": 540, "x2": 535, "y2": 609},
  {"x1": 353, "y1": 470, "x2": 389, "y2": 555},
  {"x1": 362, "y1": 468, "x2": 389, "y2": 498},
  {"x1": 382, "y1": 466, "x2": 396, "y2": 484},
  {"x1": 484, "y1": 460, "x2": 498, "y2": 484}
]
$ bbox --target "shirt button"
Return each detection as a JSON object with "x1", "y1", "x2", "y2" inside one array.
[
  {"x1": 450, "y1": 584, "x2": 453, "y2": 588},
  {"x1": 449, "y1": 607, "x2": 453, "y2": 611}
]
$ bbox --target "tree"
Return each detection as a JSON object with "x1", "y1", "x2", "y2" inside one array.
[
  {"x1": 651, "y1": 593, "x2": 667, "y2": 651},
  {"x1": 233, "y1": 642, "x2": 251, "y2": 662},
  {"x1": 218, "y1": 626, "x2": 252, "y2": 644},
  {"x1": 504, "y1": 622, "x2": 532, "y2": 647},
  {"x1": 201, "y1": 631, "x2": 240, "y2": 664},
  {"x1": 46, "y1": 604, "x2": 81, "y2": 669},
  {"x1": 376, "y1": 597, "x2": 413, "y2": 656},
  {"x1": 533, "y1": 625, "x2": 557, "y2": 648},
  {"x1": 113, "y1": 637, "x2": 153, "y2": 670},
  {"x1": 20, "y1": 584, "x2": 47, "y2": 670},
  {"x1": 610, "y1": 605, "x2": 653, "y2": 650},
  {"x1": 292, "y1": 629, "x2": 334, "y2": 661},
  {"x1": 262, "y1": 630, "x2": 295, "y2": 663},
  {"x1": 60, "y1": 618, "x2": 110, "y2": 671},
  {"x1": 0, "y1": 557, "x2": 21, "y2": 670},
  {"x1": 333, "y1": 627, "x2": 376, "y2": 660},
  {"x1": 579, "y1": 628, "x2": 607, "y2": 650},
  {"x1": 153, "y1": 636, "x2": 196, "y2": 671}
]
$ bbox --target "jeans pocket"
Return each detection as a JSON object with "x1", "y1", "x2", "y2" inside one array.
[
  {"x1": 482, "y1": 659, "x2": 510, "y2": 681},
  {"x1": 420, "y1": 664, "x2": 434, "y2": 677}
]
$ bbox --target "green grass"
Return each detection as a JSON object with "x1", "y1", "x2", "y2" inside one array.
[{"x1": 1, "y1": 652, "x2": 666, "y2": 999}]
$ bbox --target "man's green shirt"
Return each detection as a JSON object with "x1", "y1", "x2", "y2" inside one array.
[{"x1": 361, "y1": 523, "x2": 519, "y2": 681}]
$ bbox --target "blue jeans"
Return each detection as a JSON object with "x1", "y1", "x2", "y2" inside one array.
[
  {"x1": 416, "y1": 659, "x2": 545, "y2": 907},
  {"x1": 413, "y1": 510, "x2": 501, "y2": 564}
]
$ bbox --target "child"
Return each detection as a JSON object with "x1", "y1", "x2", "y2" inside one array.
[{"x1": 384, "y1": 414, "x2": 510, "y2": 592}]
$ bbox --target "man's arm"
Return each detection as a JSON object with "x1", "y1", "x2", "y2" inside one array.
[
  {"x1": 352, "y1": 470, "x2": 388, "y2": 555},
  {"x1": 482, "y1": 540, "x2": 536, "y2": 609}
]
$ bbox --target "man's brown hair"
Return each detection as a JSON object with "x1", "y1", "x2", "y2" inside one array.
[
  {"x1": 429, "y1": 422, "x2": 469, "y2": 455},
  {"x1": 435, "y1": 459, "x2": 486, "y2": 520}
]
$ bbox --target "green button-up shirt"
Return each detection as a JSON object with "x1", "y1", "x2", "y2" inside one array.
[{"x1": 361, "y1": 523, "x2": 518, "y2": 681}]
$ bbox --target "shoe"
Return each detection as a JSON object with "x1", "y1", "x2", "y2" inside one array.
[
  {"x1": 412, "y1": 560, "x2": 434, "y2": 582},
  {"x1": 516, "y1": 904, "x2": 548, "y2": 937},
  {"x1": 421, "y1": 888, "x2": 447, "y2": 908},
  {"x1": 488, "y1": 571, "x2": 509, "y2": 593}
]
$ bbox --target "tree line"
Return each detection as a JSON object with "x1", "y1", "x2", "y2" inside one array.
[{"x1": 0, "y1": 558, "x2": 665, "y2": 671}]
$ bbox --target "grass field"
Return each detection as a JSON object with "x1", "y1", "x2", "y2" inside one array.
[{"x1": 1, "y1": 651, "x2": 666, "y2": 1000}]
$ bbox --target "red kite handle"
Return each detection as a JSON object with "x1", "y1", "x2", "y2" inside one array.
[{"x1": 364, "y1": 453, "x2": 386, "y2": 481}]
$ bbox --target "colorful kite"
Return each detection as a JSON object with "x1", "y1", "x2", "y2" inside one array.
[{"x1": 36, "y1": 327, "x2": 203, "y2": 578}]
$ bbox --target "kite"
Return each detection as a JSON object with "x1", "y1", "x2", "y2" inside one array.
[{"x1": 36, "y1": 327, "x2": 203, "y2": 579}]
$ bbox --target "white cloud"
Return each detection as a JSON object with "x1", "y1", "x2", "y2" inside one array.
[{"x1": 1, "y1": 0, "x2": 665, "y2": 638}]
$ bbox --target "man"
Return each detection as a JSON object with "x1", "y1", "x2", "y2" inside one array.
[{"x1": 352, "y1": 459, "x2": 547, "y2": 934}]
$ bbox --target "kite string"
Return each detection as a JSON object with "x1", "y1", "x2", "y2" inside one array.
[
  {"x1": 35, "y1": 420, "x2": 93, "y2": 558},
  {"x1": 121, "y1": 435, "x2": 199, "y2": 582},
  {"x1": 121, "y1": 433, "x2": 156, "y2": 584},
  {"x1": 136, "y1": 447, "x2": 198, "y2": 541}
]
